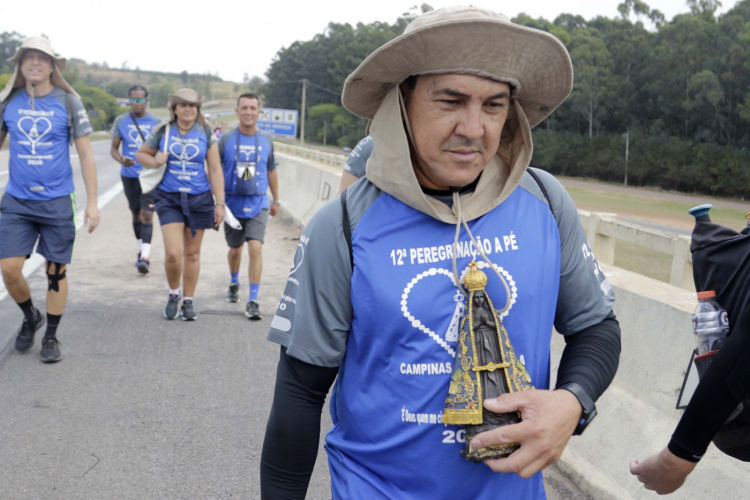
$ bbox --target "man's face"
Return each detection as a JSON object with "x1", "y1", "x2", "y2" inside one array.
[
  {"x1": 129, "y1": 90, "x2": 148, "y2": 115},
  {"x1": 221, "y1": 120, "x2": 228, "y2": 130},
  {"x1": 402, "y1": 74, "x2": 511, "y2": 190},
  {"x1": 236, "y1": 97, "x2": 260, "y2": 128},
  {"x1": 20, "y1": 50, "x2": 54, "y2": 87},
  {"x1": 175, "y1": 102, "x2": 198, "y2": 122}
]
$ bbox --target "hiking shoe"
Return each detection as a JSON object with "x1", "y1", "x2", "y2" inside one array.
[
  {"x1": 181, "y1": 300, "x2": 197, "y2": 321},
  {"x1": 245, "y1": 300, "x2": 261, "y2": 320},
  {"x1": 40, "y1": 337, "x2": 62, "y2": 363},
  {"x1": 136, "y1": 256, "x2": 150, "y2": 274},
  {"x1": 164, "y1": 293, "x2": 181, "y2": 320},
  {"x1": 14, "y1": 308, "x2": 45, "y2": 352},
  {"x1": 226, "y1": 283, "x2": 240, "y2": 303}
]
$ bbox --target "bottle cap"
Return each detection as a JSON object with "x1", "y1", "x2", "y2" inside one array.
[
  {"x1": 697, "y1": 291, "x2": 716, "y2": 299},
  {"x1": 689, "y1": 204, "x2": 713, "y2": 219}
]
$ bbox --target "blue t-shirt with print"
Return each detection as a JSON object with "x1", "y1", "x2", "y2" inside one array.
[
  {"x1": 218, "y1": 128, "x2": 277, "y2": 219},
  {"x1": 143, "y1": 122, "x2": 216, "y2": 194},
  {"x1": 110, "y1": 111, "x2": 162, "y2": 178},
  {"x1": 268, "y1": 171, "x2": 616, "y2": 499},
  {"x1": 1, "y1": 86, "x2": 92, "y2": 200}
]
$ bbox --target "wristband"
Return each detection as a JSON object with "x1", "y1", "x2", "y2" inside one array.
[
  {"x1": 215, "y1": 201, "x2": 226, "y2": 207},
  {"x1": 272, "y1": 200, "x2": 281, "y2": 206}
]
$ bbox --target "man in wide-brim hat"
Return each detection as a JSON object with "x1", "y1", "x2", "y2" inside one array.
[
  {"x1": 262, "y1": 7, "x2": 621, "y2": 499},
  {"x1": 0, "y1": 36, "x2": 99, "y2": 364}
]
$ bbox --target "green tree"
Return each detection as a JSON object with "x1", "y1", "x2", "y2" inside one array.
[
  {"x1": 567, "y1": 28, "x2": 616, "y2": 138},
  {"x1": 73, "y1": 84, "x2": 121, "y2": 130},
  {"x1": 0, "y1": 32, "x2": 23, "y2": 74}
]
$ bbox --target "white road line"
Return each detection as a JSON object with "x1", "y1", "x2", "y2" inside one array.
[{"x1": 0, "y1": 181, "x2": 124, "y2": 304}]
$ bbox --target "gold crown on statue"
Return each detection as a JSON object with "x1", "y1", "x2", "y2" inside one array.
[{"x1": 463, "y1": 261, "x2": 488, "y2": 291}]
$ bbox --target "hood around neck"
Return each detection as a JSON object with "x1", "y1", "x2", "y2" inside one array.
[{"x1": 365, "y1": 85, "x2": 533, "y2": 224}]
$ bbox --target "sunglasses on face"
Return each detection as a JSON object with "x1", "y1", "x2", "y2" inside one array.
[{"x1": 129, "y1": 98, "x2": 147, "y2": 104}]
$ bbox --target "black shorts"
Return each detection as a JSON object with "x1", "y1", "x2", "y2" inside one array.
[
  {"x1": 224, "y1": 209, "x2": 269, "y2": 247},
  {"x1": 121, "y1": 176, "x2": 155, "y2": 213}
]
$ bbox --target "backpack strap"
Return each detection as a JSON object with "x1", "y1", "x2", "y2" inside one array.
[
  {"x1": 341, "y1": 189, "x2": 354, "y2": 270},
  {"x1": 527, "y1": 167, "x2": 558, "y2": 225},
  {"x1": 131, "y1": 113, "x2": 146, "y2": 141},
  {"x1": 203, "y1": 124, "x2": 213, "y2": 144},
  {"x1": 65, "y1": 92, "x2": 76, "y2": 145}
]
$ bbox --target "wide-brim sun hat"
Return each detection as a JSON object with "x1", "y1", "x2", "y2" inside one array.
[
  {"x1": 342, "y1": 6, "x2": 573, "y2": 128},
  {"x1": 167, "y1": 88, "x2": 208, "y2": 126},
  {"x1": 0, "y1": 36, "x2": 78, "y2": 102}
]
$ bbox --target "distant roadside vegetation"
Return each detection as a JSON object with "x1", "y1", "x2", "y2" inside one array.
[
  {"x1": 0, "y1": 32, "x2": 257, "y2": 131},
  {"x1": 263, "y1": 1, "x2": 750, "y2": 198}
]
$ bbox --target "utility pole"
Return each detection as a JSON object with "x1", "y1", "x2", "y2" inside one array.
[
  {"x1": 623, "y1": 131, "x2": 629, "y2": 186},
  {"x1": 300, "y1": 79, "x2": 307, "y2": 145},
  {"x1": 323, "y1": 120, "x2": 327, "y2": 146}
]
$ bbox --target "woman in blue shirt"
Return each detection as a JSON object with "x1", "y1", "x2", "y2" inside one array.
[{"x1": 137, "y1": 88, "x2": 225, "y2": 321}]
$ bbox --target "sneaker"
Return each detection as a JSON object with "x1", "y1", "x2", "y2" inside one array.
[
  {"x1": 226, "y1": 283, "x2": 240, "y2": 303},
  {"x1": 14, "y1": 309, "x2": 45, "y2": 352},
  {"x1": 245, "y1": 300, "x2": 261, "y2": 320},
  {"x1": 164, "y1": 293, "x2": 181, "y2": 320},
  {"x1": 40, "y1": 337, "x2": 62, "y2": 363},
  {"x1": 181, "y1": 299, "x2": 197, "y2": 321},
  {"x1": 136, "y1": 257, "x2": 150, "y2": 274}
]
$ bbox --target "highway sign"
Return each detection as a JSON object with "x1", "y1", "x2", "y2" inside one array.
[{"x1": 257, "y1": 107, "x2": 298, "y2": 137}]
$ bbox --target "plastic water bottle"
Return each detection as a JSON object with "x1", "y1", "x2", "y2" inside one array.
[{"x1": 692, "y1": 291, "x2": 729, "y2": 354}]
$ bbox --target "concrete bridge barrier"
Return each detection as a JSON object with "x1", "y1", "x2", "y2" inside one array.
[{"x1": 275, "y1": 149, "x2": 750, "y2": 499}]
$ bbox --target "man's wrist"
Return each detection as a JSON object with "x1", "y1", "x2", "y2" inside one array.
[
  {"x1": 271, "y1": 200, "x2": 280, "y2": 206},
  {"x1": 557, "y1": 383, "x2": 597, "y2": 435}
]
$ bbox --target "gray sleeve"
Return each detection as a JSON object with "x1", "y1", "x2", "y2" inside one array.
[
  {"x1": 143, "y1": 126, "x2": 163, "y2": 150},
  {"x1": 207, "y1": 126, "x2": 218, "y2": 147},
  {"x1": 217, "y1": 130, "x2": 231, "y2": 162},
  {"x1": 265, "y1": 132, "x2": 277, "y2": 171},
  {"x1": 267, "y1": 198, "x2": 353, "y2": 367},
  {"x1": 147, "y1": 111, "x2": 163, "y2": 123},
  {"x1": 110, "y1": 114, "x2": 125, "y2": 138},
  {"x1": 344, "y1": 136, "x2": 373, "y2": 178},
  {"x1": 69, "y1": 95, "x2": 93, "y2": 138},
  {"x1": 531, "y1": 169, "x2": 616, "y2": 335}
]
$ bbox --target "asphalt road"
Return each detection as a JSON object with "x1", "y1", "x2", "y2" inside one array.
[{"x1": 0, "y1": 142, "x2": 590, "y2": 499}]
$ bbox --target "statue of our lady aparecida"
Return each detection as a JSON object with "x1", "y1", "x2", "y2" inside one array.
[{"x1": 443, "y1": 261, "x2": 534, "y2": 462}]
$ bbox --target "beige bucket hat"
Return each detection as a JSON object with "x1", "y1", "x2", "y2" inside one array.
[
  {"x1": 0, "y1": 36, "x2": 79, "y2": 103},
  {"x1": 167, "y1": 88, "x2": 208, "y2": 126},
  {"x1": 342, "y1": 6, "x2": 573, "y2": 128}
]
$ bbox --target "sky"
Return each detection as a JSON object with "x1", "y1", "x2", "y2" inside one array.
[{"x1": 0, "y1": 0, "x2": 734, "y2": 84}]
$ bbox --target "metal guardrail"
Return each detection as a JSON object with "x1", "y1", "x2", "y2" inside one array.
[{"x1": 274, "y1": 143, "x2": 695, "y2": 291}]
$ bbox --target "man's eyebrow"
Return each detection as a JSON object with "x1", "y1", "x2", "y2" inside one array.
[
  {"x1": 433, "y1": 88, "x2": 510, "y2": 101},
  {"x1": 486, "y1": 92, "x2": 510, "y2": 101},
  {"x1": 434, "y1": 88, "x2": 470, "y2": 99}
]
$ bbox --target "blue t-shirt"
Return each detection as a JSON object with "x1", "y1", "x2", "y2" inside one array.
[
  {"x1": 218, "y1": 127, "x2": 277, "y2": 219},
  {"x1": 143, "y1": 122, "x2": 216, "y2": 194},
  {"x1": 1, "y1": 86, "x2": 92, "y2": 200},
  {"x1": 110, "y1": 111, "x2": 162, "y2": 178},
  {"x1": 268, "y1": 171, "x2": 615, "y2": 499}
]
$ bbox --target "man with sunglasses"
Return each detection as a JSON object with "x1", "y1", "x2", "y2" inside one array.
[{"x1": 110, "y1": 85, "x2": 162, "y2": 273}]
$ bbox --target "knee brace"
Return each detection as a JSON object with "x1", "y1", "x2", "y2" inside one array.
[{"x1": 46, "y1": 262, "x2": 67, "y2": 292}]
